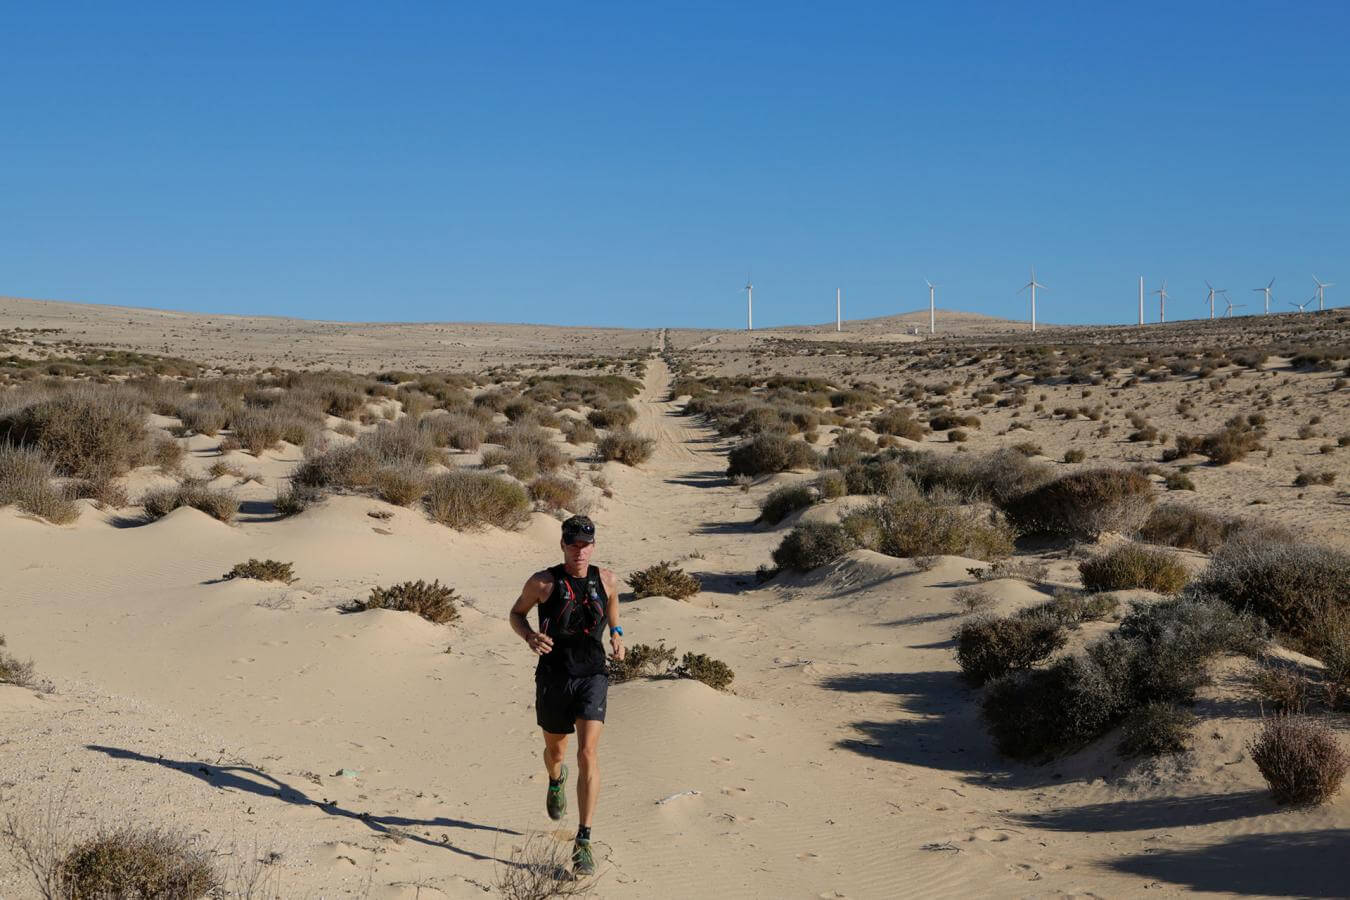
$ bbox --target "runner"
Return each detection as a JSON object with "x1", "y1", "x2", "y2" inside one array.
[{"x1": 508, "y1": 515, "x2": 624, "y2": 876}]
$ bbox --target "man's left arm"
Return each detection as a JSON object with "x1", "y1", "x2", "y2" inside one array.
[{"x1": 602, "y1": 569, "x2": 625, "y2": 661}]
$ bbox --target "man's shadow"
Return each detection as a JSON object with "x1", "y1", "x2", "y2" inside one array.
[{"x1": 87, "y1": 745, "x2": 520, "y2": 864}]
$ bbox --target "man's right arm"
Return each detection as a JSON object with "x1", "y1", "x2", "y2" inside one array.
[{"x1": 509, "y1": 571, "x2": 554, "y2": 655}]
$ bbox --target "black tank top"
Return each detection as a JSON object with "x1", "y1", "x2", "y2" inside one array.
[{"x1": 536, "y1": 564, "x2": 609, "y2": 678}]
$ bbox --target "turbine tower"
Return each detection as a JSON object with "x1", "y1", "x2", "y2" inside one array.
[
  {"x1": 1019, "y1": 268, "x2": 1046, "y2": 333},
  {"x1": 1313, "y1": 276, "x2": 1334, "y2": 311},
  {"x1": 1224, "y1": 296, "x2": 1246, "y2": 317},
  {"x1": 925, "y1": 279, "x2": 937, "y2": 335},
  {"x1": 1153, "y1": 280, "x2": 1169, "y2": 323},
  {"x1": 745, "y1": 279, "x2": 753, "y2": 331},
  {"x1": 1253, "y1": 278, "x2": 1274, "y2": 315},
  {"x1": 1138, "y1": 276, "x2": 1144, "y2": 326},
  {"x1": 1204, "y1": 281, "x2": 1227, "y2": 320},
  {"x1": 836, "y1": 288, "x2": 841, "y2": 332}
]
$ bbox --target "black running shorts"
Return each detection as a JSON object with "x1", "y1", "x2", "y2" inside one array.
[{"x1": 536, "y1": 672, "x2": 608, "y2": 734}]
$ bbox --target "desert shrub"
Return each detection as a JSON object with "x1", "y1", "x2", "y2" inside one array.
[
  {"x1": 955, "y1": 615, "x2": 1067, "y2": 684},
  {"x1": 0, "y1": 444, "x2": 79, "y2": 524},
  {"x1": 358, "y1": 579, "x2": 459, "y2": 624},
  {"x1": 824, "y1": 430, "x2": 878, "y2": 467},
  {"x1": 1003, "y1": 468, "x2": 1155, "y2": 540},
  {"x1": 360, "y1": 418, "x2": 441, "y2": 466},
  {"x1": 528, "y1": 475, "x2": 579, "y2": 511},
  {"x1": 948, "y1": 428, "x2": 969, "y2": 443},
  {"x1": 726, "y1": 433, "x2": 818, "y2": 477},
  {"x1": 814, "y1": 468, "x2": 847, "y2": 499},
  {"x1": 223, "y1": 559, "x2": 296, "y2": 584},
  {"x1": 1119, "y1": 702, "x2": 1195, "y2": 756},
  {"x1": 771, "y1": 522, "x2": 857, "y2": 572},
  {"x1": 1252, "y1": 663, "x2": 1312, "y2": 715},
  {"x1": 0, "y1": 385, "x2": 150, "y2": 478},
  {"x1": 967, "y1": 558, "x2": 1050, "y2": 584},
  {"x1": 927, "y1": 412, "x2": 980, "y2": 431},
  {"x1": 0, "y1": 635, "x2": 37, "y2": 688},
  {"x1": 1164, "y1": 472, "x2": 1195, "y2": 491},
  {"x1": 906, "y1": 448, "x2": 1052, "y2": 505},
  {"x1": 597, "y1": 429, "x2": 655, "y2": 466},
  {"x1": 58, "y1": 827, "x2": 219, "y2": 899},
  {"x1": 293, "y1": 443, "x2": 380, "y2": 489},
  {"x1": 560, "y1": 417, "x2": 598, "y2": 445},
  {"x1": 1137, "y1": 504, "x2": 1235, "y2": 552},
  {"x1": 840, "y1": 496, "x2": 1015, "y2": 561},
  {"x1": 425, "y1": 471, "x2": 531, "y2": 531},
  {"x1": 608, "y1": 641, "x2": 678, "y2": 684},
  {"x1": 228, "y1": 407, "x2": 288, "y2": 454},
  {"x1": 375, "y1": 462, "x2": 430, "y2": 506},
  {"x1": 954, "y1": 586, "x2": 996, "y2": 613},
  {"x1": 841, "y1": 458, "x2": 912, "y2": 497},
  {"x1": 1248, "y1": 717, "x2": 1349, "y2": 806},
  {"x1": 178, "y1": 399, "x2": 229, "y2": 436},
  {"x1": 69, "y1": 476, "x2": 129, "y2": 510},
  {"x1": 141, "y1": 478, "x2": 238, "y2": 523},
  {"x1": 586, "y1": 402, "x2": 638, "y2": 429},
  {"x1": 1293, "y1": 471, "x2": 1337, "y2": 487},
  {"x1": 759, "y1": 483, "x2": 816, "y2": 525},
  {"x1": 1188, "y1": 535, "x2": 1350, "y2": 657},
  {"x1": 677, "y1": 652, "x2": 734, "y2": 690},
  {"x1": 273, "y1": 482, "x2": 321, "y2": 516},
  {"x1": 1022, "y1": 590, "x2": 1120, "y2": 625},
  {"x1": 1063, "y1": 449, "x2": 1086, "y2": 463},
  {"x1": 1009, "y1": 441, "x2": 1042, "y2": 457},
  {"x1": 1079, "y1": 543, "x2": 1188, "y2": 593},
  {"x1": 982, "y1": 655, "x2": 1131, "y2": 760},
  {"x1": 1199, "y1": 421, "x2": 1263, "y2": 464},
  {"x1": 482, "y1": 446, "x2": 540, "y2": 480},
  {"x1": 421, "y1": 412, "x2": 487, "y2": 451},
  {"x1": 627, "y1": 561, "x2": 701, "y2": 600},
  {"x1": 872, "y1": 408, "x2": 926, "y2": 441}
]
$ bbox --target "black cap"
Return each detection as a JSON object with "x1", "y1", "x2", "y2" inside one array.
[{"x1": 561, "y1": 515, "x2": 596, "y2": 544}]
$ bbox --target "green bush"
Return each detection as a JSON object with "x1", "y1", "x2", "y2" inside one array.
[
  {"x1": 223, "y1": 559, "x2": 296, "y2": 584},
  {"x1": 726, "y1": 434, "x2": 819, "y2": 477},
  {"x1": 1119, "y1": 702, "x2": 1195, "y2": 756},
  {"x1": 59, "y1": 827, "x2": 219, "y2": 899},
  {"x1": 1004, "y1": 468, "x2": 1155, "y2": 540},
  {"x1": 359, "y1": 579, "x2": 459, "y2": 624},
  {"x1": 1063, "y1": 449, "x2": 1086, "y2": 463},
  {"x1": 678, "y1": 652, "x2": 734, "y2": 690},
  {"x1": 771, "y1": 522, "x2": 857, "y2": 572},
  {"x1": 1249, "y1": 717, "x2": 1349, "y2": 806},
  {"x1": 814, "y1": 469, "x2": 847, "y2": 499},
  {"x1": 609, "y1": 642, "x2": 678, "y2": 683},
  {"x1": 425, "y1": 471, "x2": 531, "y2": 531},
  {"x1": 956, "y1": 615, "x2": 1067, "y2": 684},
  {"x1": 759, "y1": 483, "x2": 816, "y2": 525},
  {"x1": 1079, "y1": 543, "x2": 1188, "y2": 593},
  {"x1": 597, "y1": 429, "x2": 655, "y2": 466},
  {"x1": 840, "y1": 496, "x2": 1015, "y2": 561}
]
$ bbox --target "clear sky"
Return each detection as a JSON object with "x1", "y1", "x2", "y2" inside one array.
[{"x1": 3, "y1": 2, "x2": 1347, "y2": 329}]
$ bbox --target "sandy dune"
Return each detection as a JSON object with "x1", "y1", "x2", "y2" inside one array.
[{"x1": 3, "y1": 300, "x2": 1349, "y2": 898}]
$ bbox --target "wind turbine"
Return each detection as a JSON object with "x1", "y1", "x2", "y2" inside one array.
[
  {"x1": 1138, "y1": 276, "x2": 1145, "y2": 326},
  {"x1": 1252, "y1": 278, "x2": 1274, "y2": 315},
  {"x1": 1203, "y1": 281, "x2": 1227, "y2": 320},
  {"x1": 1290, "y1": 298, "x2": 1313, "y2": 314},
  {"x1": 745, "y1": 278, "x2": 753, "y2": 331},
  {"x1": 1019, "y1": 268, "x2": 1046, "y2": 333},
  {"x1": 925, "y1": 279, "x2": 937, "y2": 334},
  {"x1": 1224, "y1": 296, "x2": 1246, "y2": 317},
  {"x1": 836, "y1": 288, "x2": 842, "y2": 332},
  {"x1": 1313, "y1": 276, "x2": 1334, "y2": 311},
  {"x1": 1154, "y1": 280, "x2": 1169, "y2": 322}
]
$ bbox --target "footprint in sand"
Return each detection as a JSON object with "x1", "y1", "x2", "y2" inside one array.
[
  {"x1": 970, "y1": 828, "x2": 1011, "y2": 842},
  {"x1": 710, "y1": 756, "x2": 734, "y2": 767},
  {"x1": 720, "y1": 786, "x2": 750, "y2": 796},
  {"x1": 796, "y1": 851, "x2": 821, "y2": 862}
]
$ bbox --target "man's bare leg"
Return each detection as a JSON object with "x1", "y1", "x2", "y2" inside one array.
[
  {"x1": 543, "y1": 730, "x2": 569, "y2": 780},
  {"x1": 575, "y1": 718, "x2": 604, "y2": 827}
]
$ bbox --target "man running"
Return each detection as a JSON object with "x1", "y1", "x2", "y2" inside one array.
[{"x1": 509, "y1": 514, "x2": 624, "y2": 876}]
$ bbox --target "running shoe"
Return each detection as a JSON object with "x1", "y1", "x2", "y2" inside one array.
[
  {"x1": 547, "y1": 764, "x2": 568, "y2": 821},
  {"x1": 572, "y1": 838, "x2": 595, "y2": 876}
]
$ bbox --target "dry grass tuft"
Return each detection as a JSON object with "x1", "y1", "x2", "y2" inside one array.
[
  {"x1": 223, "y1": 559, "x2": 297, "y2": 585},
  {"x1": 141, "y1": 478, "x2": 238, "y2": 523},
  {"x1": 596, "y1": 430, "x2": 655, "y2": 466},
  {"x1": 1078, "y1": 543, "x2": 1189, "y2": 594},
  {"x1": 425, "y1": 471, "x2": 532, "y2": 531},
  {"x1": 627, "y1": 561, "x2": 701, "y2": 600},
  {"x1": 495, "y1": 830, "x2": 597, "y2": 900}
]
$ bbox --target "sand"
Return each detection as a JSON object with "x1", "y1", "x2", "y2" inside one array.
[{"x1": 2, "y1": 297, "x2": 1348, "y2": 898}]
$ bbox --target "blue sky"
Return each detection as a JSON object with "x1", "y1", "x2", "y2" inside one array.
[{"x1": 2, "y1": 2, "x2": 1347, "y2": 329}]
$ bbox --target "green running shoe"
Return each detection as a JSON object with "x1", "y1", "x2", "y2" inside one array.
[
  {"x1": 546, "y1": 764, "x2": 568, "y2": 821},
  {"x1": 571, "y1": 838, "x2": 595, "y2": 876}
]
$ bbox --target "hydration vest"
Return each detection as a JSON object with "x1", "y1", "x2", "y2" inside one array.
[{"x1": 536, "y1": 564, "x2": 608, "y2": 677}]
